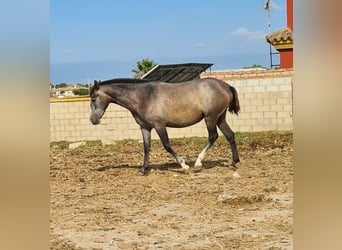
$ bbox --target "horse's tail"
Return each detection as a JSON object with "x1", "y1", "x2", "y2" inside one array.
[{"x1": 228, "y1": 85, "x2": 240, "y2": 115}]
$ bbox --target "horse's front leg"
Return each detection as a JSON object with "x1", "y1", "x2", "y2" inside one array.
[
  {"x1": 139, "y1": 127, "x2": 152, "y2": 175},
  {"x1": 155, "y1": 125, "x2": 189, "y2": 171}
]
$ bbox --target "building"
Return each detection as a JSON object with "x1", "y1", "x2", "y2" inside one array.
[
  {"x1": 266, "y1": 0, "x2": 293, "y2": 69},
  {"x1": 50, "y1": 84, "x2": 88, "y2": 98}
]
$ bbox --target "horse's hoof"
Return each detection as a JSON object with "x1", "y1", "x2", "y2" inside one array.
[
  {"x1": 194, "y1": 160, "x2": 202, "y2": 168},
  {"x1": 229, "y1": 165, "x2": 237, "y2": 171}
]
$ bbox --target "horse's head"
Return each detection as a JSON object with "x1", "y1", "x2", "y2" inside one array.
[{"x1": 89, "y1": 80, "x2": 110, "y2": 125}]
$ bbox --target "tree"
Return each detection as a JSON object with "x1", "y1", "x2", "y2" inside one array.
[
  {"x1": 72, "y1": 89, "x2": 89, "y2": 96},
  {"x1": 243, "y1": 64, "x2": 266, "y2": 69},
  {"x1": 133, "y1": 58, "x2": 157, "y2": 78},
  {"x1": 55, "y1": 83, "x2": 68, "y2": 88}
]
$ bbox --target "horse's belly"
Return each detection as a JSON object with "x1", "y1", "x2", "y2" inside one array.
[{"x1": 165, "y1": 112, "x2": 203, "y2": 128}]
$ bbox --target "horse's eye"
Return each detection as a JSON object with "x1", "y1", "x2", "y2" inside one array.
[{"x1": 91, "y1": 98, "x2": 96, "y2": 102}]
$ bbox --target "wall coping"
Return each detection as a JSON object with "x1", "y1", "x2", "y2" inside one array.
[
  {"x1": 50, "y1": 68, "x2": 293, "y2": 103},
  {"x1": 50, "y1": 96, "x2": 90, "y2": 103},
  {"x1": 201, "y1": 68, "x2": 293, "y2": 80}
]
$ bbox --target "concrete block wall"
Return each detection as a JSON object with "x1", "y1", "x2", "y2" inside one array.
[
  {"x1": 50, "y1": 100, "x2": 211, "y2": 141},
  {"x1": 50, "y1": 68, "x2": 293, "y2": 142},
  {"x1": 201, "y1": 68, "x2": 293, "y2": 132}
]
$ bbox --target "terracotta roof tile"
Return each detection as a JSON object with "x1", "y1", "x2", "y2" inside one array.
[{"x1": 266, "y1": 27, "x2": 293, "y2": 43}]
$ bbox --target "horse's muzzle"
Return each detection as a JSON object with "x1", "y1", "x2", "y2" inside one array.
[
  {"x1": 90, "y1": 117, "x2": 100, "y2": 125},
  {"x1": 90, "y1": 109, "x2": 104, "y2": 125}
]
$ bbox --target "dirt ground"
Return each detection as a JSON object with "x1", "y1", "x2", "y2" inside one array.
[{"x1": 50, "y1": 131, "x2": 293, "y2": 250}]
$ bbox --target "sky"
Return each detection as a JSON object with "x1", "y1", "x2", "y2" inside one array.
[{"x1": 50, "y1": 0, "x2": 287, "y2": 84}]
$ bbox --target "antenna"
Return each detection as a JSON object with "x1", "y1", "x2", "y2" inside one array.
[
  {"x1": 265, "y1": 0, "x2": 271, "y2": 32},
  {"x1": 264, "y1": 0, "x2": 280, "y2": 68}
]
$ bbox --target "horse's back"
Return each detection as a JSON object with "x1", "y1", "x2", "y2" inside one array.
[
  {"x1": 146, "y1": 78, "x2": 233, "y2": 108},
  {"x1": 142, "y1": 78, "x2": 234, "y2": 126}
]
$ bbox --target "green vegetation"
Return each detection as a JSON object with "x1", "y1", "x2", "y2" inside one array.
[
  {"x1": 50, "y1": 141, "x2": 70, "y2": 149},
  {"x1": 54, "y1": 83, "x2": 68, "y2": 88},
  {"x1": 72, "y1": 88, "x2": 89, "y2": 96},
  {"x1": 50, "y1": 131, "x2": 293, "y2": 150},
  {"x1": 243, "y1": 64, "x2": 266, "y2": 69},
  {"x1": 233, "y1": 131, "x2": 293, "y2": 146},
  {"x1": 133, "y1": 58, "x2": 157, "y2": 78}
]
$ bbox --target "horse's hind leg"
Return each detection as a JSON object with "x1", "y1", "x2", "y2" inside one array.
[
  {"x1": 154, "y1": 125, "x2": 189, "y2": 170},
  {"x1": 194, "y1": 118, "x2": 218, "y2": 167},
  {"x1": 217, "y1": 112, "x2": 240, "y2": 170}
]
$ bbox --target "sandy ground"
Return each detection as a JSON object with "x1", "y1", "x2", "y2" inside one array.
[{"x1": 50, "y1": 131, "x2": 293, "y2": 249}]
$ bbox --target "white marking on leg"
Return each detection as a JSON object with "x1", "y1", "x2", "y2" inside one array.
[
  {"x1": 179, "y1": 158, "x2": 189, "y2": 169},
  {"x1": 195, "y1": 146, "x2": 209, "y2": 167}
]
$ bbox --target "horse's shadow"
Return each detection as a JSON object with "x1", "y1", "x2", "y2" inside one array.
[{"x1": 95, "y1": 160, "x2": 227, "y2": 174}]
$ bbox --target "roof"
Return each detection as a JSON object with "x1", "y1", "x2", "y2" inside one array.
[
  {"x1": 141, "y1": 63, "x2": 213, "y2": 83},
  {"x1": 266, "y1": 27, "x2": 293, "y2": 43},
  {"x1": 266, "y1": 27, "x2": 293, "y2": 50}
]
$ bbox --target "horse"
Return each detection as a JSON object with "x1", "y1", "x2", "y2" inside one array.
[{"x1": 89, "y1": 77, "x2": 240, "y2": 175}]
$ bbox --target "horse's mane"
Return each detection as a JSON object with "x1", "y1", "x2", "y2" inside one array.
[
  {"x1": 90, "y1": 78, "x2": 155, "y2": 96},
  {"x1": 99, "y1": 78, "x2": 151, "y2": 85}
]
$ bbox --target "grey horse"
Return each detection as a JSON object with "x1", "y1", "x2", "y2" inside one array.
[{"x1": 90, "y1": 77, "x2": 240, "y2": 175}]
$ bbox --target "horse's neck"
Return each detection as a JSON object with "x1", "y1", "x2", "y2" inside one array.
[{"x1": 104, "y1": 84, "x2": 140, "y2": 110}]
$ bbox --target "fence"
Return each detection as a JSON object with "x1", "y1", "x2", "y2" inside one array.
[{"x1": 50, "y1": 68, "x2": 293, "y2": 142}]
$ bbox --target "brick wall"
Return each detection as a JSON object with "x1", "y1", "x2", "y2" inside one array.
[{"x1": 50, "y1": 68, "x2": 293, "y2": 142}]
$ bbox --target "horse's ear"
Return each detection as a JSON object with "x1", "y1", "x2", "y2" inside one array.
[{"x1": 94, "y1": 80, "x2": 100, "y2": 90}]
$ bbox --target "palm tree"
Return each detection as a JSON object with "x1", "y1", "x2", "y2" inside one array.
[{"x1": 133, "y1": 58, "x2": 157, "y2": 78}]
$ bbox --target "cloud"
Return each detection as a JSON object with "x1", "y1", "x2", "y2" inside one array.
[
  {"x1": 230, "y1": 28, "x2": 266, "y2": 41},
  {"x1": 264, "y1": 0, "x2": 284, "y2": 11},
  {"x1": 269, "y1": 1, "x2": 283, "y2": 11}
]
